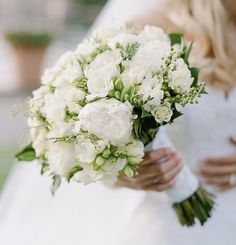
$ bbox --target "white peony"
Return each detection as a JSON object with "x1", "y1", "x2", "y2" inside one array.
[
  {"x1": 78, "y1": 98, "x2": 133, "y2": 146},
  {"x1": 75, "y1": 138, "x2": 97, "y2": 163},
  {"x1": 169, "y1": 58, "x2": 193, "y2": 93},
  {"x1": 139, "y1": 26, "x2": 170, "y2": 43},
  {"x1": 153, "y1": 103, "x2": 173, "y2": 124},
  {"x1": 47, "y1": 142, "x2": 76, "y2": 176}
]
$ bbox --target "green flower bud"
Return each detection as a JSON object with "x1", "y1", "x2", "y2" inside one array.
[
  {"x1": 124, "y1": 165, "x2": 134, "y2": 177},
  {"x1": 114, "y1": 91, "x2": 121, "y2": 100},
  {"x1": 124, "y1": 94, "x2": 130, "y2": 101},
  {"x1": 127, "y1": 157, "x2": 139, "y2": 165},
  {"x1": 96, "y1": 156, "x2": 106, "y2": 166},
  {"x1": 102, "y1": 149, "x2": 112, "y2": 159},
  {"x1": 108, "y1": 89, "x2": 115, "y2": 97},
  {"x1": 114, "y1": 79, "x2": 124, "y2": 92}
]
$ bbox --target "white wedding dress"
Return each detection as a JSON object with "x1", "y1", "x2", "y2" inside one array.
[{"x1": 1, "y1": 0, "x2": 236, "y2": 244}]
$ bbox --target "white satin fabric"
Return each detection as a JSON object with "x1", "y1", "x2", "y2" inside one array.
[{"x1": 0, "y1": 1, "x2": 236, "y2": 244}]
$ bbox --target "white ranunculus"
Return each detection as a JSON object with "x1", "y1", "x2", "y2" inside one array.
[
  {"x1": 139, "y1": 26, "x2": 170, "y2": 43},
  {"x1": 42, "y1": 94, "x2": 66, "y2": 122},
  {"x1": 139, "y1": 74, "x2": 164, "y2": 112},
  {"x1": 30, "y1": 127, "x2": 48, "y2": 157},
  {"x1": 48, "y1": 142, "x2": 76, "y2": 176},
  {"x1": 108, "y1": 33, "x2": 139, "y2": 49},
  {"x1": 78, "y1": 98, "x2": 133, "y2": 146},
  {"x1": 41, "y1": 66, "x2": 63, "y2": 85},
  {"x1": 153, "y1": 103, "x2": 173, "y2": 124},
  {"x1": 75, "y1": 138, "x2": 97, "y2": 163},
  {"x1": 169, "y1": 58, "x2": 193, "y2": 93},
  {"x1": 132, "y1": 40, "x2": 170, "y2": 72},
  {"x1": 56, "y1": 85, "x2": 86, "y2": 103}
]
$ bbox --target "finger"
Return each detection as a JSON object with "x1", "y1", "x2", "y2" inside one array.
[
  {"x1": 158, "y1": 162, "x2": 182, "y2": 183},
  {"x1": 201, "y1": 175, "x2": 229, "y2": 185},
  {"x1": 197, "y1": 165, "x2": 236, "y2": 176},
  {"x1": 146, "y1": 179, "x2": 176, "y2": 192},
  {"x1": 218, "y1": 183, "x2": 236, "y2": 192},
  {"x1": 156, "y1": 153, "x2": 182, "y2": 175},
  {"x1": 142, "y1": 148, "x2": 174, "y2": 165},
  {"x1": 230, "y1": 135, "x2": 236, "y2": 145},
  {"x1": 203, "y1": 155, "x2": 236, "y2": 165}
]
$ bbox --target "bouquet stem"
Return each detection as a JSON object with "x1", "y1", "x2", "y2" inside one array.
[{"x1": 173, "y1": 186, "x2": 215, "y2": 226}]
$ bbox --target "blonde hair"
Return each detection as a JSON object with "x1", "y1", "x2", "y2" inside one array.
[{"x1": 135, "y1": 0, "x2": 236, "y2": 92}]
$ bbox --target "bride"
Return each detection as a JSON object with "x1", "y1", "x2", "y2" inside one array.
[{"x1": 1, "y1": 0, "x2": 236, "y2": 244}]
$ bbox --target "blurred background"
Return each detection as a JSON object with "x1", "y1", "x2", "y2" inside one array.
[{"x1": 0, "y1": 0, "x2": 107, "y2": 190}]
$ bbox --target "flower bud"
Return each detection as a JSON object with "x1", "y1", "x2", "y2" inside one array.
[
  {"x1": 108, "y1": 89, "x2": 115, "y2": 97},
  {"x1": 102, "y1": 149, "x2": 112, "y2": 159},
  {"x1": 114, "y1": 91, "x2": 121, "y2": 100},
  {"x1": 114, "y1": 79, "x2": 124, "y2": 92},
  {"x1": 127, "y1": 157, "x2": 139, "y2": 165},
  {"x1": 96, "y1": 156, "x2": 106, "y2": 166},
  {"x1": 124, "y1": 165, "x2": 134, "y2": 177}
]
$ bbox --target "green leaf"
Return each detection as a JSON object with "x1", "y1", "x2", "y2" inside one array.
[
  {"x1": 184, "y1": 42, "x2": 193, "y2": 64},
  {"x1": 141, "y1": 108, "x2": 151, "y2": 119},
  {"x1": 190, "y1": 67, "x2": 199, "y2": 87},
  {"x1": 66, "y1": 165, "x2": 83, "y2": 182},
  {"x1": 41, "y1": 162, "x2": 49, "y2": 175},
  {"x1": 15, "y1": 143, "x2": 36, "y2": 161},
  {"x1": 169, "y1": 33, "x2": 183, "y2": 45},
  {"x1": 51, "y1": 175, "x2": 61, "y2": 196}
]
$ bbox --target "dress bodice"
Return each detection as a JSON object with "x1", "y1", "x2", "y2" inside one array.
[{"x1": 167, "y1": 86, "x2": 236, "y2": 169}]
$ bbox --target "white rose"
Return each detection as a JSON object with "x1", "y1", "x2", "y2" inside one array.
[
  {"x1": 93, "y1": 26, "x2": 121, "y2": 43},
  {"x1": 30, "y1": 127, "x2": 48, "y2": 157},
  {"x1": 78, "y1": 98, "x2": 133, "y2": 146},
  {"x1": 33, "y1": 86, "x2": 50, "y2": 99},
  {"x1": 56, "y1": 51, "x2": 78, "y2": 68},
  {"x1": 75, "y1": 138, "x2": 97, "y2": 163},
  {"x1": 108, "y1": 33, "x2": 139, "y2": 49},
  {"x1": 42, "y1": 94, "x2": 66, "y2": 122},
  {"x1": 103, "y1": 158, "x2": 126, "y2": 176},
  {"x1": 132, "y1": 40, "x2": 170, "y2": 72},
  {"x1": 139, "y1": 26, "x2": 170, "y2": 43},
  {"x1": 66, "y1": 102, "x2": 82, "y2": 114},
  {"x1": 139, "y1": 74, "x2": 164, "y2": 112},
  {"x1": 48, "y1": 142, "x2": 76, "y2": 176},
  {"x1": 169, "y1": 58, "x2": 193, "y2": 93},
  {"x1": 86, "y1": 76, "x2": 114, "y2": 101},
  {"x1": 153, "y1": 103, "x2": 173, "y2": 124}
]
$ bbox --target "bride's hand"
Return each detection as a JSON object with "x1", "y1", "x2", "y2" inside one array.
[
  {"x1": 117, "y1": 148, "x2": 182, "y2": 192},
  {"x1": 198, "y1": 135, "x2": 236, "y2": 191}
]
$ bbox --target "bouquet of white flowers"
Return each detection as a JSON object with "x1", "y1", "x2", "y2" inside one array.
[{"x1": 16, "y1": 25, "x2": 215, "y2": 226}]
